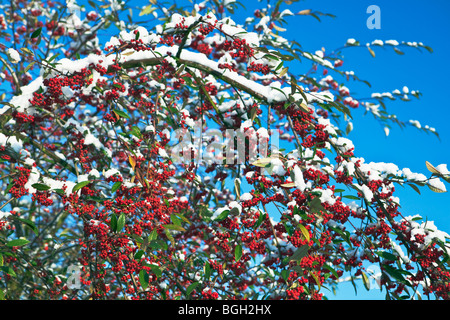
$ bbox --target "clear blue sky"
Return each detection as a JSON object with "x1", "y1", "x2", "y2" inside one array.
[{"x1": 91, "y1": 0, "x2": 450, "y2": 299}]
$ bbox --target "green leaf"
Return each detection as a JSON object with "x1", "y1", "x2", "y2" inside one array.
[
  {"x1": 278, "y1": 66, "x2": 289, "y2": 77},
  {"x1": 323, "y1": 264, "x2": 339, "y2": 279},
  {"x1": 254, "y1": 212, "x2": 265, "y2": 229},
  {"x1": 375, "y1": 251, "x2": 397, "y2": 261},
  {"x1": 342, "y1": 195, "x2": 360, "y2": 200},
  {"x1": 165, "y1": 228, "x2": 175, "y2": 245},
  {"x1": 31, "y1": 27, "x2": 42, "y2": 38},
  {"x1": 24, "y1": 61, "x2": 36, "y2": 73},
  {"x1": 47, "y1": 53, "x2": 60, "y2": 63},
  {"x1": 72, "y1": 180, "x2": 90, "y2": 193},
  {"x1": 131, "y1": 234, "x2": 144, "y2": 244},
  {"x1": 174, "y1": 213, "x2": 191, "y2": 225},
  {"x1": 393, "y1": 47, "x2": 404, "y2": 55},
  {"x1": 1, "y1": 266, "x2": 16, "y2": 277},
  {"x1": 134, "y1": 250, "x2": 145, "y2": 261},
  {"x1": 186, "y1": 282, "x2": 200, "y2": 297},
  {"x1": 87, "y1": 196, "x2": 106, "y2": 203},
  {"x1": 111, "y1": 181, "x2": 122, "y2": 193},
  {"x1": 5, "y1": 181, "x2": 13, "y2": 194},
  {"x1": 170, "y1": 214, "x2": 182, "y2": 227},
  {"x1": 350, "y1": 275, "x2": 358, "y2": 295},
  {"x1": 204, "y1": 261, "x2": 211, "y2": 281},
  {"x1": 309, "y1": 271, "x2": 321, "y2": 289},
  {"x1": 53, "y1": 189, "x2": 65, "y2": 196},
  {"x1": 148, "y1": 228, "x2": 158, "y2": 241},
  {"x1": 6, "y1": 238, "x2": 30, "y2": 247},
  {"x1": 422, "y1": 45, "x2": 433, "y2": 53},
  {"x1": 298, "y1": 224, "x2": 310, "y2": 242},
  {"x1": 130, "y1": 126, "x2": 142, "y2": 139},
  {"x1": 113, "y1": 109, "x2": 130, "y2": 119},
  {"x1": 252, "y1": 157, "x2": 272, "y2": 168},
  {"x1": 235, "y1": 244, "x2": 242, "y2": 262},
  {"x1": 346, "y1": 122, "x2": 353, "y2": 135},
  {"x1": 139, "y1": 269, "x2": 149, "y2": 290},
  {"x1": 214, "y1": 209, "x2": 230, "y2": 221},
  {"x1": 428, "y1": 183, "x2": 447, "y2": 193},
  {"x1": 110, "y1": 214, "x2": 118, "y2": 232},
  {"x1": 149, "y1": 264, "x2": 162, "y2": 278},
  {"x1": 14, "y1": 217, "x2": 38, "y2": 236},
  {"x1": 163, "y1": 224, "x2": 186, "y2": 232},
  {"x1": 281, "y1": 269, "x2": 290, "y2": 282},
  {"x1": 309, "y1": 197, "x2": 325, "y2": 214},
  {"x1": 31, "y1": 183, "x2": 50, "y2": 191},
  {"x1": 139, "y1": 4, "x2": 155, "y2": 16},
  {"x1": 290, "y1": 245, "x2": 309, "y2": 262},
  {"x1": 149, "y1": 239, "x2": 168, "y2": 251},
  {"x1": 290, "y1": 265, "x2": 303, "y2": 273},
  {"x1": 362, "y1": 271, "x2": 370, "y2": 290},
  {"x1": 382, "y1": 265, "x2": 409, "y2": 284},
  {"x1": 408, "y1": 183, "x2": 421, "y2": 195},
  {"x1": 117, "y1": 213, "x2": 126, "y2": 232},
  {"x1": 20, "y1": 47, "x2": 34, "y2": 55}
]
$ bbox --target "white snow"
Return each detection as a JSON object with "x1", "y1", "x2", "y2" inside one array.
[
  {"x1": 0, "y1": 132, "x2": 23, "y2": 153},
  {"x1": 240, "y1": 192, "x2": 253, "y2": 201},
  {"x1": 89, "y1": 169, "x2": 100, "y2": 178},
  {"x1": 409, "y1": 120, "x2": 421, "y2": 129},
  {"x1": 402, "y1": 168, "x2": 427, "y2": 182},
  {"x1": 7, "y1": 48, "x2": 21, "y2": 63},
  {"x1": 3, "y1": 76, "x2": 43, "y2": 115},
  {"x1": 428, "y1": 178, "x2": 447, "y2": 192},
  {"x1": 385, "y1": 40, "x2": 399, "y2": 46},
  {"x1": 435, "y1": 164, "x2": 450, "y2": 176},
  {"x1": 77, "y1": 174, "x2": 89, "y2": 183},
  {"x1": 355, "y1": 184, "x2": 374, "y2": 202},
  {"x1": 0, "y1": 211, "x2": 12, "y2": 220},
  {"x1": 229, "y1": 201, "x2": 242, "y2": 214},
  {"x1": 270, "y1": 158, "x2": 286, "y2": 176},
  {"x1": 371, "y1": 40, "x2": 384, "y2": 46},
  {"x1": 401, "y1": 215, "x2": 450, "y2": 249},
  {"x1": 315, "y1": 188, "x2": 336, "y2": 206},
  {"x1": 104, "y1": 168, "x2": 121, "y2": 179},
  {"x1": 257, "y1": 127, "x2": 269, "y2": 139},
  {"x1": 318, "y1": 117, "x2": 337, "y2": 136},
  {"x1": 293, "y1": 165, "x2": 306, "y2": 192},
  {"x1": 332, "y1": 137, "x2": 354, "y2": 153},
  {"x1": 212, "y1": 206, "x2": 229, "y2": 220},
  {"x1": 158, "y1": 147, "x2": 169, "y2": 158}
]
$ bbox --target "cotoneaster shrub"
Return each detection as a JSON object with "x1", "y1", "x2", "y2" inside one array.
[{"x1": 0, "y1": 0, "x2": 449, "y2": 300}]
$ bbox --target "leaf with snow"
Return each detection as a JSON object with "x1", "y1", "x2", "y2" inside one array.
[
  {"x1": 6, "y1": 48, "x2": 21, "y2": 63},
  {"x1": 427, "y1": 178, "x2": 447, "y2": 193}
]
